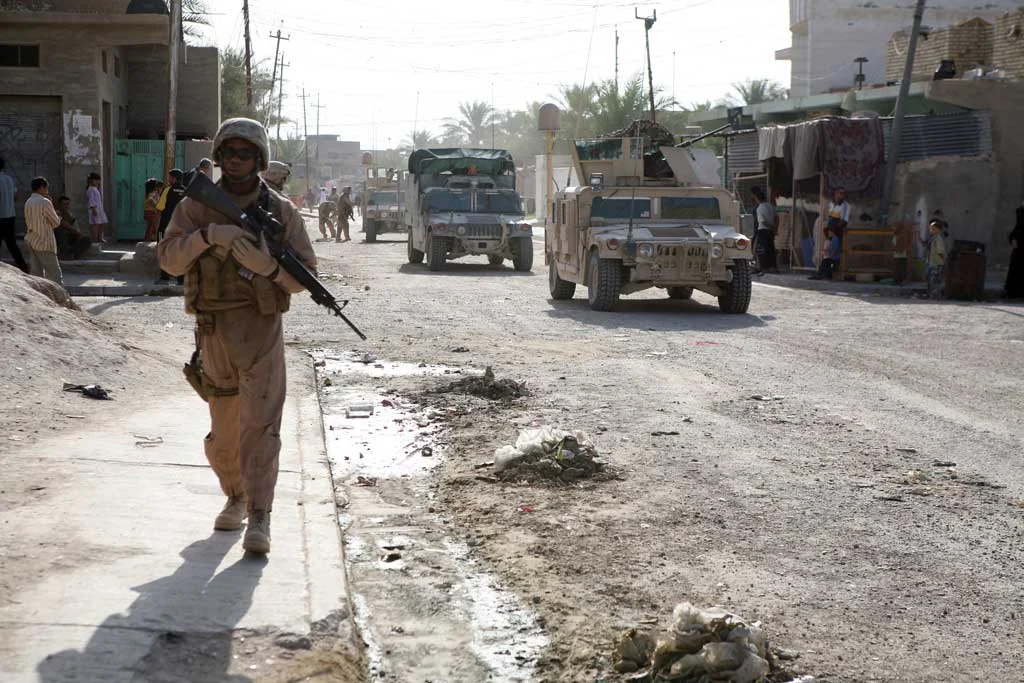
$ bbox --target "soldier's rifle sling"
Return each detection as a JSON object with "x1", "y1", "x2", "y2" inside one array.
[{"x1": 182, "y1": 170, "x2": 367, "y2": 340}]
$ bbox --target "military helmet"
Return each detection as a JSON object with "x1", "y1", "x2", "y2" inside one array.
[
  {"x1": 262, "y1": 160, "x2": 291, "y2": 184},
  {"x1": 212, "y1": 117, "x2": 270, "y2": 171}
]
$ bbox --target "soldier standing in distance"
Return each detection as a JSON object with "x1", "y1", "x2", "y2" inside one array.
[
  {"x1": 260, "y1": 161, "x2": 291, "y2": 193},
  {"x1": 336, "y1": 186, "x2": 355, "y2": 242},
  {"x1": 157, "y1": 118, "x2": 316, "y2": 555}
]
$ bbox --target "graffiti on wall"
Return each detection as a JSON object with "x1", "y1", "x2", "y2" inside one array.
[{"x1": 0, "y1": 110, "x2": 64, "y2": 202}]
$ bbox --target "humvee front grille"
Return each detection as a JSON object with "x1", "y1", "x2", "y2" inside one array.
[{"x1": 462, "y1": 225, "x2": 503, "y2": 239}]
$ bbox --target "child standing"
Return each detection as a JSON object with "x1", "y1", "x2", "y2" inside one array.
[
  {"x1": 86, "y1": 172, "x2": 108, "y2": 245},
  {"x1": 143, "y1": 178, "x2": 162, "y2": 242},
  {"x1": 809, "y1": 227, "x2": 841, "y2": 280}
]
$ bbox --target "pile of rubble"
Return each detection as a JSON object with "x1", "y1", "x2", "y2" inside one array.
[
  {"x1": 613, "y1": 602, "x2": 805, "y2": 682},
  {"x1": 434, "y1": 366, "x2": 528, "y2": 401},
  {"x1": 492, "y1": 426, "x2": 605, "y2": 484}
]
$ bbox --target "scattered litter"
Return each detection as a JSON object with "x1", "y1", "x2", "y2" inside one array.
[
  {"x1": 62, "y1": 414, "x2": 86, "y2": 419},
  {"x1": 933, "y1": 460, "x2": 956, "y2": 468},
  {"x1": 133, "y1": 434, "x2": 164, "y2": 448},
  {"x1": 491, "y1": 425, "x2": 605, "y2": 484},
  {"x1": 355, "y1": 476, "x2": 377, "y2": 487},
  {"x1": 517, "y1": 505, "x2": 534, "y2": 513},
  {"x1": 895, "y1": 447, "x2": 917, "y2": 454},
  {"x1": 651, "y1": 430, "x2": 680, "y2": 436},
  {"x1": 62, "y1": 383, "x2": 112, "y2": 400},
  {"x1": 613, "y1": 602, "x2": 775, "y2": 681},
  {"x1": 28, "y1": 485, "x2": 46, "y2": 492},
  {"x1": 432, "y1": 366, "x2": 528, "y2": 401},
  {"x1": 695, "y1": 341, "x2": 722, "y2": 346},
  {"x1": 164, "y1": 322, "x2": 174, "y2": 329},
  {"x1": 346, "y1": 403, "x2": 375, "y2": 418},
  {"x1": 322, "y1": 377, "x2": 334, "y2": 387},
  {"x1": 420, "y1": 446, "x2": 434, "y2": 458},
  {"x1": 313, "y1": 359, "x2": 326, "y2": 368},
  {"x1": 360, "y1": 352, "x2": 377, "y2": 364},
  {"x1": 749, "y1": 394, "x2": 785, "y2": 402},
  {"x1": 381, "y1": 551, "x2": 402, "y2": 563},
  {"x1": 450, "y1": 346, "x2": 470, "y2": 353},
  {"x1": 381, "y1": 398, "x2": 395, "y2": 408},
  {"x1": 474, "y1": 461, "x2": 494, "y2": 470}
]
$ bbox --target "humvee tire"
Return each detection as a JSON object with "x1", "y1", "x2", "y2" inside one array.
[
  {"x1": 587, "y1": 249, "x2": 621, "y2": 311},
  {"x1": 488, "y1": 254, "x2": 504, "y2": 265},
  {"x1": 667, "y1": 286, "x2": 693, "y2": 300},
  {"x1": 549, "y1": 258, "x2": 576, "y2": 300},
  {"x1": 428, "y1": 235, "x2": 448, "y2": 272},
  {"x1": 407, "y1": 231, "x2": 424, "y2": 264},
  {"x1": 512, "y1": 237, "x2": 534, "y2": 272},
  {"x1": 365, "y1": 219, "x2": 377, "y2": 243},
  {"x1": 718, "y1": 259, "x2": 752, "y2": 314}
]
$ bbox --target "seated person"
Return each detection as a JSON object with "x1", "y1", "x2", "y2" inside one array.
[
  {"x1": 54, "y1": 195, "x2": 92, "y2": 260},
  {"x1": 809, "y1": 227, "x2": 841, "y2": 280}
]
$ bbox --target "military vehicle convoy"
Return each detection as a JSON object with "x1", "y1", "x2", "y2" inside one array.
[
  {"x1": 405, "y1": 148, "x2": 533, "y2": 272},
  {"x1": 545, "y1": 133, "x2": 753, "y2": 313},
  {"x1": 361, "y1": 169, "x2": 406, "y2": 243}
]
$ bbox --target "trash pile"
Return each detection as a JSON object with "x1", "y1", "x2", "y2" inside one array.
[
  {"x1": 492, "y1": 425, "x2": 605, "y2": 483},
  {"x1": 434, "y1": 366, "x2": 528, "y2": 401},
  {"x1": 613, "y1": 602, "x2": 787, "y2": 682}
]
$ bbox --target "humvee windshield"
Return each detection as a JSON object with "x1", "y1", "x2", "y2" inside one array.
[
  {"x1": 423, "y1": 190, "x2": 471, "y2": 212},
  {"x1": 591, "y1": 197, "x2": 651, "y2": 219},
  {"x1": 661, "y1": 197, "x2": 721, "y2": 220},
  {"x1": 369, "y1": 192, "x2": 401, "y2": 205},
  {"x1": 478, "y1": 192, "x2": 521, "y2": 213}
]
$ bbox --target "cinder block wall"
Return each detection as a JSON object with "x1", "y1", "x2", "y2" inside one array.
[
  {"x1": 993, "y1": 10, "x2": 1024, "y2": 78},
  {"x1": 886, "y1": 19, "x2": 994, "y2": 82},
  {"x1": 125, "y1": 45, "x2": 220, "y2": 140}
]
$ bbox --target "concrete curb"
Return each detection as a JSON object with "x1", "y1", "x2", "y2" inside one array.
[
  {"x1": 753, "y1": 273, "x2": 1006, "y2": 300},
  {"x1": 66, "y1": 284, "x2": 184, "y2": 297}
]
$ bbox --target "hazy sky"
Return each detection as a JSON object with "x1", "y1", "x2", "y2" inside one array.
[{"x1": 203, "y1": 0, "x2": 792, "y2": 147}]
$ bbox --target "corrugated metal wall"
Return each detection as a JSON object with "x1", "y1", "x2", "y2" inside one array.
[
  {"x1": 884, "y1": 111, "x2": 992, "y2": 161},
  {"x1": 726, "y1": 131, "x2": 762, "y2": 174}
]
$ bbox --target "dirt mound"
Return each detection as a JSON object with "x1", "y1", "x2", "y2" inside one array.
[
  {"x1": 492, "y1": 426, "x2": 606, "y2": 484},
  {"x1": 0, "y1": 263, "x2": 177, "y2": 447},
  {"x1": 433, "y1": 366, "x2": 528, "y2": 401}
]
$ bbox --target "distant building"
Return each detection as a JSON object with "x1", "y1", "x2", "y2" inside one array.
[
  {"x1": 297, "y1": 136, "x2": 362, "y2": 188},
  {"x1": 777, "y1": 0, "x2": 1023, "y2": 97},
  {"x1": 0, "y1": 0, "x2": 220, "y2": 238}
]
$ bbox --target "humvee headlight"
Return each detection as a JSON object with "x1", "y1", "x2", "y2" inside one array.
[
  {"x1": 724, "y1": 237, "x2": 736, "y2": 248},
  {"x1": 520, "y1": 223, "x2": 532, "y2": 231},
  {"x1": 457, "y1": 225, "x2": 467, "y2": 236},
  {"x1": 606, "y1": 239, "x2": 621, "y2": 250},
  {"x1": 735, "y1": 237, "x2": 750, "y2": 250},
  {"x1": 638, "y1": 243, "x2": 655, "y2": 258},
  {"x1": 712, "y1": 245, "x2": 724, "y2": 259}
]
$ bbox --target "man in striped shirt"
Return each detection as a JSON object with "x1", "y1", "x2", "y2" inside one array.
[{"x1": 24, "y1": 177, "x2": 63, "y2": 286}]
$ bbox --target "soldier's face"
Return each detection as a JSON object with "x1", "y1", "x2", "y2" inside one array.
[{"x1": 221, "y1": 138, "x2": 259, "y2": 179}]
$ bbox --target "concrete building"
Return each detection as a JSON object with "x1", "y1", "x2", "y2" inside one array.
[
  {"x1": 296, "y1": 136, "x2": 362, "y2": 189},
  {"x1": 777, "y1": 0, "x2": 1023, "y2": 97},
  {"x1": 0, "y1": 0, "x2": 220, "y2": 237}
]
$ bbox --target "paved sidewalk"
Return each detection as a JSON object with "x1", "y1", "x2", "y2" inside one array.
[{"x1": 0, "y1": 355, "x2": 359, "y2": 682}]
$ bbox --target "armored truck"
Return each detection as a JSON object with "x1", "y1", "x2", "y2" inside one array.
[
  {"x1": 545, "y1": 135, "x2": 753, "y2": 313},
  {"x1": 405, "y1": 148, "x2": 533, "y2": 272},
  {"x1": 361, "y1": 168, "x2": 406, "y2": 243}
]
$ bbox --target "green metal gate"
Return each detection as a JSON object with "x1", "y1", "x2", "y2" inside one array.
[{"x1": 114, "y1": 139, "x2": 184, "y2": 240}]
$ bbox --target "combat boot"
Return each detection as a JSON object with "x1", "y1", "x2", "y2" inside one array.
[
  {"x1": 243, "y1": 509, "x2": 271, "y2": 554},
  {"x1": 214, "y1": 493, "x2": 248, "y2": 531}
]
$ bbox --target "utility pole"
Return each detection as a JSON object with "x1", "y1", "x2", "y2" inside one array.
[
  {"x1": 300, "y1": 88, "x2": 310, "y2": 193},
  {"x1": 267, "y1": 26, "x2": 289, "y2": 127},
  {"x1": 614, "y1": 27, "x2": 619, "y2": 92},
  {"x1": 275, "y1": 54, "x2": 288, "y2": 140},
  {"x1": 164, "y1": 0, "x2": 181, "y2": 178},
  {"x1": 636, "y1": 8, "x2": 657, "y2": 121},
  {"x1": 313, "y1": 94, "x2": 326, "y2": 176},
  {"x1": 878, "y1": 0, "x2": 926, "y2": 227},
  {"x1": 242, "y1": 0, "x2": 253, "y2": 107}
]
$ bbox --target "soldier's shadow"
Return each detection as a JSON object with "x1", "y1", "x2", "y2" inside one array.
[{"x1": 37, "y1": 533, "x2": 266, "y2": 683}]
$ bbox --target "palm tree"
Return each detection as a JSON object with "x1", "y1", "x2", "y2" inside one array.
[
  {"x1": 591, "y1": 74, "x2": 677, "y2": 134},
  {"x1": 442, "y1": 101, "x2": 499, "y2": 147},
  {"x1": 722, "y1": 79, "x2": 787, "y2": 106},
  {"x1": 182, "y1": 0, "x2": 210, "y2": 43},
  {"x1": 402, "y1": 129, "x2": 439, "y2": 151},
  {"x1": 555, "y1": 83, "x2": 598, "y2": 139}
]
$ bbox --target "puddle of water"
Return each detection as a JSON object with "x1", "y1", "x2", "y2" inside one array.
[
  {"x1": 446, "y1": 539, "x2": 549, "y2": 681},
  {"x1": 313, "y1": 351, "x2": 547, "y2": 681}
]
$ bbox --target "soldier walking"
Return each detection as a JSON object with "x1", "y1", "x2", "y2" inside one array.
[
  {"x1": 157, "y1": 118, "x2": 316, "y2": 555},
  {"x1": 336, "y1": 186, "x2": 355, "y2": 242}
]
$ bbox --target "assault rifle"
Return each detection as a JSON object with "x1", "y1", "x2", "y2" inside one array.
[{"x1": 182, "y1": 169, "x2": 367, "y2": 340}]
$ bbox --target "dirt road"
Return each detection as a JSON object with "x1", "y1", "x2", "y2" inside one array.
[{"x1": 85, "y1": 220, "x2": 1024, "y2": 682}]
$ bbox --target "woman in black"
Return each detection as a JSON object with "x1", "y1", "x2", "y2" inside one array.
[{"x1": 1005, "y1": 206, "x2": 1024, "y2": 299}]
